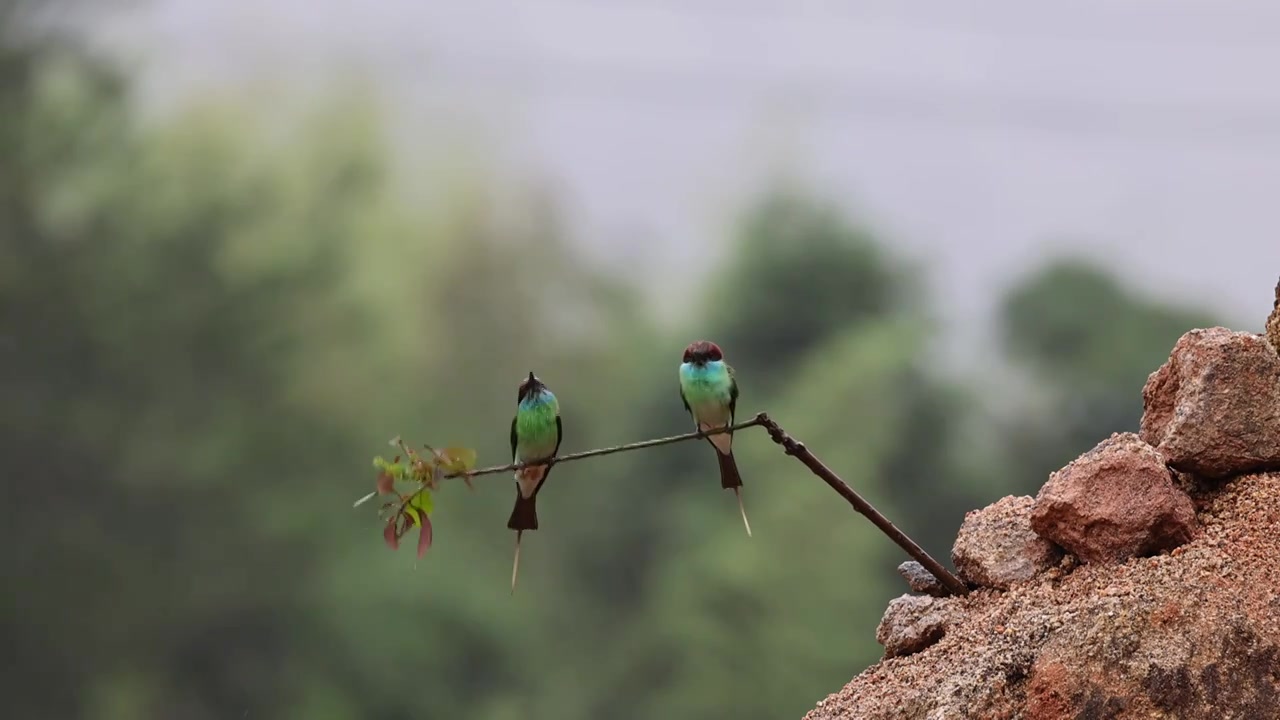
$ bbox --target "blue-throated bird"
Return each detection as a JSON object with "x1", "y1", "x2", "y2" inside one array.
[{"x1": 679, "y1": 340, "x2": 750, "y2": 536}]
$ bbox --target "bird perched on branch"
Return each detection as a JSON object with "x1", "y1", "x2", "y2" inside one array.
[
  {"x1": 508, "y1": 371, "x2": 562, "y2": 592},
  {"x1": 679, "y1": 340, "x2": 751, "y2": 536}
]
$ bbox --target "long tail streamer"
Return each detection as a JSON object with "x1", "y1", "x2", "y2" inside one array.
[
  {"x1": 511, "y1": 531, "x2": 523, "y2": 594},
  {"x1": 735, "y1": 487, "x2": 752, "y2": 538}
]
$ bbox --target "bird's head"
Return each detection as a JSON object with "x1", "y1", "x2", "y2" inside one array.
[
  {"x1": 517, "y1": 371, "x2": 546, "y2": 403},
  {"x1": 682, "y1": 340, "x2": 724, "y2": 366}
]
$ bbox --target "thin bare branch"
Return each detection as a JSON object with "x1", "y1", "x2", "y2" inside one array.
[
  {"x1": 447, "y1": 416, "x2": 767, "y2": 480},
  {"x1": 382, "y1": 418, "x2": 766, "y2": 533},
  {"x1": 369, "y1": 412, "x2": 970, "y2": 597},
  {"x1": 753, "y1": 413, "x2": 970, "y2": 596}
]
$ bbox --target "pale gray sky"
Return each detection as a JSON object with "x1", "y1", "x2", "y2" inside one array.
[{"x1": 97, "y1": 0, "x2": 1280, "y2": 347}]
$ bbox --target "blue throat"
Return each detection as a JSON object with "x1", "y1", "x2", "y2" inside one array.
[
  {"x1": 681, "y1": 360, "x2": 725, "y2": 380},
  {"x1": 519, "y1": 390, "x2": 555, "y2": 411}
]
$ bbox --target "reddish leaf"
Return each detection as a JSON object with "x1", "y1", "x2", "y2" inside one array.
[
  {"x1": 416, "y1": 515, "x2": 433, "y2": 558},
  {"x1": 376, "y1": 470, "x2": 395, "y2": 495},
  {"x1": 383, "y1": 519, "x2": 400, "y2": 550}
]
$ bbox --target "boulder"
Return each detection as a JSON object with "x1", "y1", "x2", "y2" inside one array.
[
  {"x1": 951, "y1": 495, "x2": 1061, "y2": 590},
  {"x1": 896, "y1": 561, "x2": 948, "y2": 598},
  {"x1": 1140, "y1": 327, "x2": 1280, "y2": 478},
  {"x1": 875, "y1": 595, "x2": 957, "y2": 659},
  {"x1": 1029, "y1": 433, "x2": 1196, "y2": 564}
]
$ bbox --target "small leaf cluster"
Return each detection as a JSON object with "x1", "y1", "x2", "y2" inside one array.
[{"x1": 354, "y1": 437, "x2": 478, "y2": 559}]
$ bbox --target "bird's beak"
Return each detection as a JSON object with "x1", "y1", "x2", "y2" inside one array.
[{"x1": 527, "y1": 371, "x2": 537, "y2": 383}]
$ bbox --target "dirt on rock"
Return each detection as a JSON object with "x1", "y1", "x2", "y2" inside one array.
[{"x1": 804, "y1": 472, "x2": 1280, "y2": 720}]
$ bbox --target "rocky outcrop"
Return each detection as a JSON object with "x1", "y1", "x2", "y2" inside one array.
[
  {"x1": 1029, "y1": 433, "x2": 1196, "y2": 564},
  {"x1": 952, "y1": 495, "x2": 1060, "y2": 589},
  {"x1": 1140, "y1": 327, "x2": 1280, "y2": 478},
  {"x1": 805, "y1": 286, "x2": 1280, "y2": 720},
  {"x1": 806, "y1": 472, "x2": 1280, "y2": 720}
]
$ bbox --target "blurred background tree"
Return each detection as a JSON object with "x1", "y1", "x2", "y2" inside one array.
[
  {"x1": 0, "y1": 3, "x2": 1233, "y2": 719},
  {"x1": 994, "y1": 259, "x2": 1220, "y2": 492}
]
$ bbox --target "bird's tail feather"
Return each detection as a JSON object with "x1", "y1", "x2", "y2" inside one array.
[
  {"x1": 734, "y1": 486, "x2": 752, "y2": 538},
  {"x1": 715, "y1": 449, "x2": 750, "y2": 536},
  {"x1": 507, "y1": 491, "x2": 538, "y2": 532},
  {"x1": 715, "y1": 447, "x2": 743, "y2": 490},
  {"x1": 511, "y1": 530, "x2": 522, "y2": 594}
]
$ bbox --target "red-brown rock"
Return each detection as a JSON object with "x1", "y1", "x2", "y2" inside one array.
[
  {"x1": 875, "y1": 595, "x2": 958, "y2": 659},
  {"x1": 952, "y1": 495, "x2": 1061, "y2": 590},
  {"x1": 1140, "y1": 326, "x2": 1280, "y2": 478},
  {"x1": 1029, "y1": 433, "x2": 1196, "y2": 564},
  {"x1": 896, "y1": 561, "x2": 948, "y2": 598}
]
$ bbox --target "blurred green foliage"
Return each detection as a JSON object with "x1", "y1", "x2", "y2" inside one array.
[
  {"x1": 2, "y1": 10, "x2": 1225, "y2": 720},
  {"x1": 996, "y1": 259, "x2": 1222, "y2": 487}
]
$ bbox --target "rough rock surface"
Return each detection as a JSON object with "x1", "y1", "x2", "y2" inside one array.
[
  {"x1": 875, "y1": 595, "x2": 959, "y2": 659},
  {"x1": 1266, "y1": 278, "x2": 1280, "y2": 355},
  {"x1": 952, "y1": 495, "x2": 1061, "y2": 590},
  {"x1": 805, "y1": 472, "x2": 1280, "y2": 720},
  {"x1": 1140, "y1": 327, "x2": 1280, "y2": 478},
  {"x1": 1029, "y1": 433, "x2": 1196, "y2": 564},
  {"x1": 897, "y1": 561, "x2": 947, "y2": 598}
]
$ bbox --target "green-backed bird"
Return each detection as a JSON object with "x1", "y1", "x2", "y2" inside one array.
[
  {"x1": 507, "y1": 371, "x2": 562, "y2": 592},
  {"x1": 679, "y1": 340, "x2": 750, "y2": 536}
]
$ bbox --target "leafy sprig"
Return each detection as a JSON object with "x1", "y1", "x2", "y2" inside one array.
[{"x1": 354, "y1": 437, "x2": 478, "y2": 559}]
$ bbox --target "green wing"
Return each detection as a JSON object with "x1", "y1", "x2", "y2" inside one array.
[
  {"x1": 510, "y1": 416, "x2": 518, "y2": 462},
  {"x1": 727, "y1": 363, "x2": 739, "y2": 423},
  {"x1": 680, "y1": 386, "x2": 697, "y2": 430},
  {"x1": 553, "y1": 415, "x2": 563, "y2": 456}
]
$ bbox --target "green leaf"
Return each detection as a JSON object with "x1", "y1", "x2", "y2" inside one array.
[
  {"x1": 437, "y1": 447, "x2": 478, "y2": 474},
  {"x1": 409, "y1": 488, "x2": 434, "y2": 516},
  {"x1": 403, "y1": 505, "x2": 421, "y2": 528}
]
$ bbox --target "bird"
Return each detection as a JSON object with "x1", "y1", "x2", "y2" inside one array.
[
  {"x1": 679, "y1": 340, "x2": 751, "y2": 536},
  {"x1": 507, "y1": 371, "x2": 562, "y2": 592}
]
